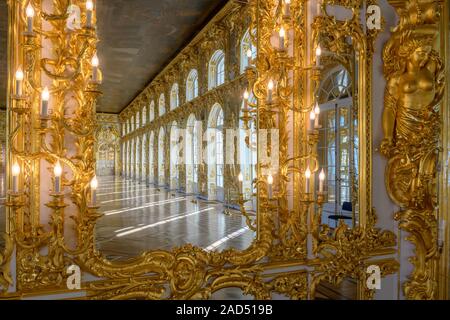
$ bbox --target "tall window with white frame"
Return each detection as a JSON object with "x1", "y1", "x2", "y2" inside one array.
[
  {"x1": 159, "y1": 94, "x2": 166, "y2": 116},
  {"x1": 142, "y1": 105, "x2": 147, "y2": 126},
  {"x1": 136, "y1": 111, "x2": 140, "y2": 129},
  {"x1": 193, "y1": 120, "x2": 200, "y2": 185},
  {"x1": 186, "y1": 69, "x2": 199, "y2": 102},
  {"x1": 131, "y1": 115, "x2": 135, "y2": 132},
  {"x1": 216, "y1": 109, "x2": 224, "y2": 188},
  {"x1": 208, "y1": 50, "x2": 225, "y2": 90},
  {"x1": 170, "y1": 84, "x2": 179, "y2": 110},
  {"x1": 240, "y1": 28, "x2": 257, "y2": 73},
  {"x1": 149, "y1": 101, "x2": 155, "y2": 122}
]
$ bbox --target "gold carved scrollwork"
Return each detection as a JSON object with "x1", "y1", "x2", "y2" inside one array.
[{"x1": 382, "y1": 0, "x2": 445, "y2": 300}]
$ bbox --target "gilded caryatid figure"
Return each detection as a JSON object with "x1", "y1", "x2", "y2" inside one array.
[
  {"x1": 382, "y1": 37, "x2": 444, "y2": 208},
  {"x1": 381, "y1": 0, "x2": 444, "y2": 210}
]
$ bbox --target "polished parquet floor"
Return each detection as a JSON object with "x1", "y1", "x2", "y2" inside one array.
[{"x1": 95, "y1": 175, "x2": 255, "y2": 260}]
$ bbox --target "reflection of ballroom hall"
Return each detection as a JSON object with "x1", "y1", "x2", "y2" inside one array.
[{"x1": 94, "y1": 29, "x2": 260, "y2": 260}]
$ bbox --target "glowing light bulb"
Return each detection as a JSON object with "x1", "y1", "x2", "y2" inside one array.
[
  {"x1": 54, "y1": 162, "x2": 62, "y2": 177},
  {"x1": 15, "y1": 68, "x2": 24, "y2": 81},
  {"x1": 12, "y1": 162, "x2": 20, "y2": 176},
  {"x1": 15, "y1": 68, "x2": 24, "y2": 96},
  {"x1": 267, "y1": 173, "x2": 273, "y2": 199},
  {"x1": 279, "y1": 27, "x2": 285, "y2": 51},
  {"x1": 238, "y1": 172, "x2": 243, "y2": 182},
  {"x1": 316, "y1": 45, "x2": 322, "y2": 67},
  {"x1": 91, "y1": 53, "x2": 99, "y2": 82},
  {"x1": 26, "y1": 3, "x2": 35, "y2": 18},
  {"x1": 310, "y1": 110, "x2": 316, "y2": 121},
  {"x1": 243, "y1": 90, "x2": 249, "y2": 100},
  {"x1": 319, "y1": 168, "x2": 325, "y2": 192},
  {"x1": 90, "y1": 176, "x2": 98, "y2": 190},
  {"x1": 267, "y1": 174, "x2": 273, "y2": 185},
  {"x1": 246, "y1": 49, "x2": 252, "y2": 58},
  {"x1": 267, "y1": 80, "x2": 274, "y2": 103},
  {"x1": 314, "y1": 102, "x2": 320, "y2": 116},
  {"x1": 42, "y1": 87, "x2": 49, "y2": 101},
  {"x1": 316, "y1": 45, "x2": 322, "y2": 57},
  {"x1": 86, "y1": 1, "x2": 94, "y2": 28},
  {"x1": 91, "y1": 53, "x2": 99, "y2": 67},
  {"x1": 12, "y1": 162, "x2": 20, "y2": 193},
  {"x1": 305, "y1": 166, "x2": 311, "y2": 193},
  {"x1": 86, "y1": 0, "x2": 94, "y2": 11},
  {"x1": 305, "y1": 166, "x2": 311, "y2": 179}
]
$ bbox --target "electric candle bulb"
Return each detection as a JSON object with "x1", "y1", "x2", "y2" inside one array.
[
  {"x1": 267, "y1": 79, "x2": 274, "y2": 103},
  {"x1": 305, "y1": 166, "x2": 311, "y2": 193},
  {"x1": 246, "y1": 48, "x2": 252, "y2": 67},
  {"x1": 319, "y1": 168, "x2": 325, "y2": 193},
  {"x1": 316, "y1": 45, "x2": 322, "y2": 67},
  {"x1": 12, "y1": 162, "x2": 20, "y2": 193},
  {"x1": 279, "y1": 27, "x2": 285, "y2": 51},
  {"x1": 243, "y1": 90, "x2": 249, "y2": 112},
  {"x1": 41, "y1": 87, "x2": 49, "y2": 117},
  {"x1": 267, "y1": 174, "x2": 273, "y2": 199},
  {"x1": 238, "y1": 172, "x2": 243, "y2": 193},
  {"x1": 314, "y1": 102, "x2": 320, "y2": 128},
  {"x1": 86, "y1": 0, "x2": 94, "y2": 28},
  {"x1": 15, "y1": 68, "x2": 24, "y2": 96},
  {"x1": 54, "y1": 162, "x2": 62, "y2": 193},
  {"x1": 285, "y1": 0, "x2": 291, "y2": 17},
  {"x1": 91, "y1": 53, "x2": 99, "y2": 82},
  {"x1": 26, "y1": 3, "x2": 34, "y2": 34},
  {"x1": 91, "y1": 176, "x2": 98, "y2": 204}
]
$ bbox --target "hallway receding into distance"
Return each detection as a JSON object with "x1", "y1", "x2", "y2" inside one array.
[{"x1": 95, "y1": 176, "x2": 255, "y2": 260}]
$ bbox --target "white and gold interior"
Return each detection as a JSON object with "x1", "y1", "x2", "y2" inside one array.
[{"x1": 0, "y1": 0, "x2": 448, "y2": 300}]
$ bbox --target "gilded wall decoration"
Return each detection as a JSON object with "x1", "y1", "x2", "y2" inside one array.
[
  {"x1": 382, "y1": 0, "x2": 445, "y2": 300},
  {"x1": 0, "y1": 0, "x2": 401, "y2": 300}
]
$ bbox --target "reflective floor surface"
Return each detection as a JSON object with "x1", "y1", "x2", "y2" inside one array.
[{"x1": 95, "y1": 175, "x2": 255, "y2": 260}]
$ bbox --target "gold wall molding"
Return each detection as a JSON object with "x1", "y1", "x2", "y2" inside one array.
[
  {"x1": 0, "y1": 0, "x2": 400, "y2": 300},
  {"x1": 382, "y1": 0, "x2": 446, "y2": 300}
]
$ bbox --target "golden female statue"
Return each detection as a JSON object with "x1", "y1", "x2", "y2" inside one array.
[{"x1": 381, "y1": 37, "x2": 444, "y2": 209}]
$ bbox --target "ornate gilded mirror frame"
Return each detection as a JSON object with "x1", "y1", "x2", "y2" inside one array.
[{"x1": 0, "y1": 0, "x2": 399, "y2": 300}]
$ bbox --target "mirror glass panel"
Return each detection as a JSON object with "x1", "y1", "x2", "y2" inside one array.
[
  {"x1": 92, "y1": 2, "x2": 257, "y2": 260},
  {"x1": 315, "y1": 9, "x2": 359, "y2": 230}
]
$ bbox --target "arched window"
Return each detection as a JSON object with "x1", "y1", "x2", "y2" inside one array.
[
  {"x1": 240, "y1": 29, "x2": 257, "y2": 73},
  {"x1": 208, "y1": 50, "x2": 225, "y2": 90},
  {"x1": 149, "y1": 131, "x2": 155, "y2": 183},
  {"x1": 215, "y1": 110, "x2": 224, "y2": 188},
  {"x1": 136, "y1": 111, "x2": 140, "y2": 129},
  {"x1": 149, "y1": 101, "x2": 155, "y2": 122},
  {"x1": 127, "y1": 118, "x2": 131, "y2": 134},
  {"x1": 142, "y1": 105, "x2": 147, "y2": 126},
  {"x1": 158, "y1": 127, "x2": 165, "y2": 186},
  {"x1": 207, "y1": 103, "x2": 224, "y2": 201},
  {"x1": 170, "y1": 121, "x2": 179, "y2": 190},
  {"x1": 159, "y1": 94, "x2": 166, "y2": 116},
  {"x1": 186, "y1": 114, "x2": 201, "y2": 193},
  {"x1": 170, "y1": 84, "x2": 179, "y2": 110},
  {"x1": 186, "y1": 69, "x2": 199, "y2": 102},
  {"x1": 131, "y1": 115, "x2": 135, "y2": 132}
]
